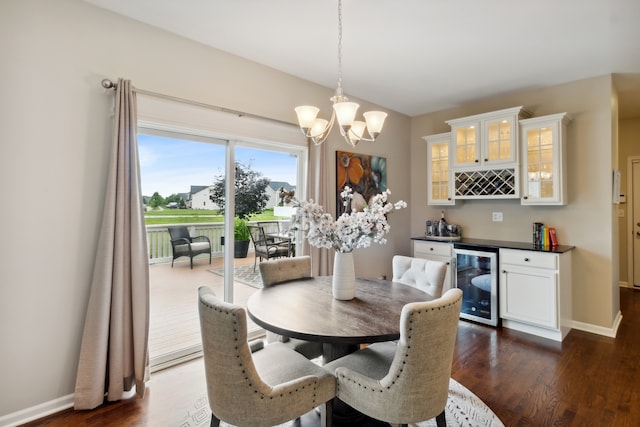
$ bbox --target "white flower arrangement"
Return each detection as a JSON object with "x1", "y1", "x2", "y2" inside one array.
[{"x1": 290, "y1": 186, "x2": 407, "y2": 253}]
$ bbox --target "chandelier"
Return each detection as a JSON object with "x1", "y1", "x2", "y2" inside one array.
[{"x1": 294, "y1": 0, "x2": 387, "y2": 147}]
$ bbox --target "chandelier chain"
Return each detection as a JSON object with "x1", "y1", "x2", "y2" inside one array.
[
  {"x1": 294, "y1": 0, "x2": 387, "y2": 146},
  {"x1": 336, "y1": 0, "x2": 343, "y2": 94}
]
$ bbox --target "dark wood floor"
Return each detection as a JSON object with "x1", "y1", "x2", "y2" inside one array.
[{"x1": 23, "y1": 288, "x2": 640, "y2": 427}]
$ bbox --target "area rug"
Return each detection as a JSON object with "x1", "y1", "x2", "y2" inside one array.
[
  {"x1": 208, "y1": 264, "x2": 263, "y2": 289},
  {"x1": 175, "y1": 378, "x2": 504, "y2": 427}
]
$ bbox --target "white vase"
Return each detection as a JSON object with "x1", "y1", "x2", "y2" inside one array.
[{"x1": 332, "y1": 251, "x2": 356, "y2": 300}]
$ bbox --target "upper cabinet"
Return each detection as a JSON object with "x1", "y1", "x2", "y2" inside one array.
[
  {"x1": 424, "y1": 132, "x2": 455, "y2": 205},
  {"x1": 446, "y1": 106, "x2": 531, "y2": 169},
  {"x1": 423, "y1": 107, "x2": 569, "y2": 204},
  {"x1": 520, "y1": 113, "x2": 570, "y2": 205}
]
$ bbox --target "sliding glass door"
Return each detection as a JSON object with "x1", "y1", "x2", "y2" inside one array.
[{"x1": 138, "y1": 127, "x2": 305, "y2": 369}]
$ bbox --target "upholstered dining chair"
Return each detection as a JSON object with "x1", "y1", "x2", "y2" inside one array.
[
  {"x1": 167, "y1": 225, "x2": 211, "y2": 269},
  {"x1": 198, "y1": 286, "x2": 335, "y2": 427},
  {"x1": 392, "y1": 255, "x2": 448, "y2": 298},
  {"x1": 323, "y1": 288, "x2": 463, "y2": 427},
  {"x1": 258, "y1": 256, "x2": 324, "y2": 360},
  {"x1": 248, "y1": 225, "x2": 291, "y2": 271}
]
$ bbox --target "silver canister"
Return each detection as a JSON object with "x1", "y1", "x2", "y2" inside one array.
[
  {"x1": 447, "y1": 224, "x2": 461, "y2": 237},
  {"x1": 425, "y1": 220, "x2": 434, "y2": 236}
]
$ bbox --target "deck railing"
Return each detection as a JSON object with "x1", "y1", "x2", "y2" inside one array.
[{"x1": 146, "y1": 220, "x2": 282, "y2": 264}]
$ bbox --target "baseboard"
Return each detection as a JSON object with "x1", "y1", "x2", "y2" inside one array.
[
  {"x1": 0, "y1": 393, "x2": 74, "y2": 427},
  {"x1": 570, "y1": 310, "x2": 623, "y2": 338},
  {"x1": 619, "y1": 280, "x2": 631, "y2": 288},
  {"x1": 0, "y1": 388, "x2": 141, "y2": 427}
]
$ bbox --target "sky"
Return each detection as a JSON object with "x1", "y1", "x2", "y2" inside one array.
[{"x1": 138, "y1": 134, "x2": 298, "y2": 197}]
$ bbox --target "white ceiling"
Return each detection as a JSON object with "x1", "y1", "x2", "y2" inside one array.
[{"x1": 85, "y1": 0, "x2": 640, "y2": 118}]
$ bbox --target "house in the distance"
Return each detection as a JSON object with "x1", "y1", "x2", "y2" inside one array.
[
  {"x1": 188, "y1": 185, "x2": 218, "y2": 210},
  {"x1": 266, "y1": 181, "x2": 296, "y2": 209}
]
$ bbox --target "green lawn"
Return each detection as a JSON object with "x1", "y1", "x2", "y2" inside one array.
[{"x1": 144, "y1": 208, "x2": 282, "y2": 225}]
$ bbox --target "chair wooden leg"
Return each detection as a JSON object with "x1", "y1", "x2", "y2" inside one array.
[
  {"x1": 435, "y1": 409, "x2": 446, "y2": 427},
  {"x1": 210, "y1": 412, "x2": 220, "y2": 427}
]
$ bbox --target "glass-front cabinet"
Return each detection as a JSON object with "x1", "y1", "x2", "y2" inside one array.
[
  {"x1": 451, "y1": 121, "x2": 480, "y2": 168},
  {"x1": 446, "y1": 106, "x2": 529, "y2": 169},
  {"x1": 519, "y1": 113, "x2": 570, "y2": 205},
  {"x1": 485, "y1": 117, "x2": 515, "y2": 164},
  {"x1": 424, "y1": 132, "x2": 454, "y2": 205}
]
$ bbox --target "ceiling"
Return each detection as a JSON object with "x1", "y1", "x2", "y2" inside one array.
[{"x1": 84, "y1": 0, "x2": 640, "y2": 118}]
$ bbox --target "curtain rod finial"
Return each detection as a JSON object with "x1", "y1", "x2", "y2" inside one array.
[{"x1": 101, "y1": 79, "x2": 116, "y2": 89}]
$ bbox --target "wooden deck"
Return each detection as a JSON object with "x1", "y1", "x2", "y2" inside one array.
[{"x1": 148, "y1": 254, "x2": 261, "y2": 363}]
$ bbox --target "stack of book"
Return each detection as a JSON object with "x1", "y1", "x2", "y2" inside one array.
[{"x1": 533, "y1": 222, "x2": 558, "y2": 249}]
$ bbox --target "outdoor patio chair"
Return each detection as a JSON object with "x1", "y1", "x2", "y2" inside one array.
[
  {"x1": 248, "y1": 225, "x2": 291, "y2": 272},
  {"x1": 167, "y1": 226, "x2": 212, "y2": 269}
]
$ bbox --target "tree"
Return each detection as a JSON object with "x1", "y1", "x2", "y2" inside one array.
[
  {"x1": 209, "y1": 161, "x2": 270, "y2": 220},
  {"x1": 149, "y1": 192, "x2": 164, "y2": 208},
  {"x1": 165, "y1": 193, "x2": 187, "y2": 209}
]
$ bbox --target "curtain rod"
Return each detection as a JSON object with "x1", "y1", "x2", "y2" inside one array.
[{"x1": 100, "y1": 79, "x2": 297, "y2": 129}]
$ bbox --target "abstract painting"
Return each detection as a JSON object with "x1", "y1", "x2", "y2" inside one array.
[{"x1": 336, "y1": 150, "x2": 387, "y2": 216}]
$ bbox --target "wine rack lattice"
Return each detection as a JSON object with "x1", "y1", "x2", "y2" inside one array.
[{"x1": 454, "y1": 168, "x2": 518, "y2": 198}]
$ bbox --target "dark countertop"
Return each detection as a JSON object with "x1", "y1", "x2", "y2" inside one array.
[{"x1": 411, "y1": 236, "x2": 575, "y2": 254}]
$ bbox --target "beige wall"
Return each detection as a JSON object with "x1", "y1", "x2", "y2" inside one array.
[
  {"x1": 1, "y1": 0, "x2": 630, "y2": 420},
  {"x1": 0, "y1": 0, "x2": 411, "y2": 418},
  {"x1": 410, "y1": 75, "x2": 619, "y2": 331},
  {"x1": 618, "y1": 118, "x2": 640, "y2": 285}
]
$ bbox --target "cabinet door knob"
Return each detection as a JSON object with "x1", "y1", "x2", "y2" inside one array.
[
  {"x1": 474, "y1": 159, "x2": 479, "y2": 163},
  {"x1": 502, "y1": 270, "x2": 506, "y2": 273},
  {"x1": 523, "y1": 196, "x2": 528, "y2": 200},
  {"x1": 446, "y1": 262, "x2": 450, "y2": 265},
  {"x1": 484, "y1": 158, "x2": 488, "y2": 162},
  {"x1": 524, "y1": 258, "x2": 530, "y2": 262},
  {"x1": 430, "y1": 247, "x2": 434, "y2": 251}
]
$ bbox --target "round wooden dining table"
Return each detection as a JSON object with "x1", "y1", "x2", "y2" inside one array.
[{"x1": 247, "y1": 275, "x2": 433, "y2": 361}]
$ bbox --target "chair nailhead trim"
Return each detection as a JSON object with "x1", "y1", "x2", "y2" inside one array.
[
  {"x1": 203, "y1": 299, "x2": 325, "y2": 408},
  {"x1": 336, "y1": 297, "x2": 462, "y2": 394}
]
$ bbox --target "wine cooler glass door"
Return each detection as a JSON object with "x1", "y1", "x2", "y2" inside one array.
[{"x1": 454, "y1": 248, "x2": 499, "y2": 326}]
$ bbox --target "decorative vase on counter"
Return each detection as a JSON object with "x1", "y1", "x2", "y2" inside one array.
[{"x1": 332, "y1": 251, "x2": 356, "y2": 300}]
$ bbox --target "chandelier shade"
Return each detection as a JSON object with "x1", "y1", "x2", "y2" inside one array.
[
  {"x1": 333, "y1": 101, "x2": 359, "y2": 132},
  {"x1": 294, "y1": 106, "x2": 320, "y2": 131},
  {"x1": 295, "y1": 0, "x2": 387, "y2": 147}
]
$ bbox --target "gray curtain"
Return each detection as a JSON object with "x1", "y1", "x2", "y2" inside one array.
[
  {"x1": 307, "y1": 141, "x2": 332, "y2": 276},
  {"x1": 74, "y1": 79, "x2": 150, "y2": 410}
]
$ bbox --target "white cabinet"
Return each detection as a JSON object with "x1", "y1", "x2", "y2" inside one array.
[
  {"x1": 422, "y1": 107, "x2": 570, "y2": 202},
  {"x1": 423, "y1": 133, "x2": 454, "y2": 205},
  {"x1": 499, "y1": 248, "x2": 572, "y2": 341},
  {"x1": 520, "y1": 113, "x2": 570, "y2": 205},
  {"x1": 446, "y1": 106, "x2": 530, "y2": 169},
  {"x1": 413, "y1": 240, "x2": 454, "y2": 293}
]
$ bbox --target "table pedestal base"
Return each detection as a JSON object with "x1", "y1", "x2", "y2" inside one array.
[{"x1": 322, "y1": 343, "x2": 359, "y2": 364}]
